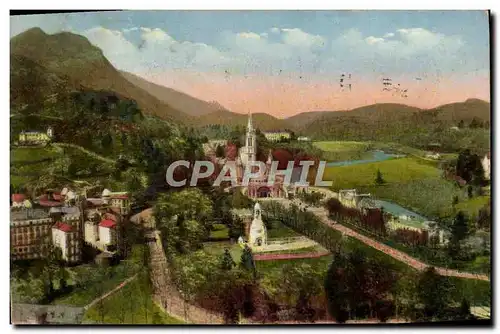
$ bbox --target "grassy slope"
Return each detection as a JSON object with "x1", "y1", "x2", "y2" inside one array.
[{"x1": 83, "y1": 273, "x2": 184, "y2": 324}]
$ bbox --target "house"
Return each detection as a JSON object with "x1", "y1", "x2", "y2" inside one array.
[
  {"x1": 425, "y1": 152, "x2": 441, "y2": 160},
  {"x1": 10, "y1": 209, "x2": 53, "y2": 260},
  {"x1": 338, "y1": 189, "x2": 371, "y2": 208},
  {"x1": 18, "y1": 127, "x2": 53, "y2": 146},
  {"x1": 482, "y1": 153, "x2": 491, "y2": 180},
  {"x1": 263, "y1": 131, "x2": 291, "y2": 142},
  {"x1": 297, "y1": 136, "x2": 310, "y2": 141},
  {"x1": 52, "y1": 222, "x2": 82, "y2": 263},
  {"x1": 98, "y1": 219, "x2": 118, "y2": 252},
  {"x1": 11, "y1": 194, "x2": 32, "y2": 208}
]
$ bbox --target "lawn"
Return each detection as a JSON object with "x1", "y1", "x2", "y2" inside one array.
[
  {"x1": 202, "y1": 241, "x2": 244, "y2": 262},
  {"x1": 267, "y1": 220, "x2": 301, "y2": 239},
  {"x1": 323, "y1": 157, "x2": 440, "y2": 191},
  {"x1": 209, "y1": 223, "x2": 230, "y2": 240},
  {"x1": 83, "y1": 272, "x2": 184, "y2": 324},
  {"x1": 52, "y1": 245, "x2": 147, "y2": 307}
]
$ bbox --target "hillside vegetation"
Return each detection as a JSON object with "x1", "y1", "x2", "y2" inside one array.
[{"x1": 11, "y1": 28, "x2": 188, "y2": 123}]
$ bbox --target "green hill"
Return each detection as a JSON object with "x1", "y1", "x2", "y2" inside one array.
[
  {"x1": 10, "y1": 28, "x2": 189, "y2": 123},
  {"x1": 194, "y1": 109, "x2": 292, "y2": 131}
]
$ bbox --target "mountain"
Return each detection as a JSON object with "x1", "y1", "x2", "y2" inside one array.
[
  {"x1": 10, "y1": 28, "x2": 188, "y2": 123},
  {"x1": 194, "y1": 109, "x2": 292, "y2": 131},
  {"x1": 286, "y1": 111, "x2": 336, "y2": 130},
  {"x1": 428, "y1": 98, "x2": 491, "y2": 123},
  {"x1": 120, "y1": 71, "x2": 228, "y2": 117}
]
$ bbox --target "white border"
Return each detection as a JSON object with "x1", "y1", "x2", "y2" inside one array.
[{"x1": 3, "y1": 1, "x2": 497, "y2": 334}]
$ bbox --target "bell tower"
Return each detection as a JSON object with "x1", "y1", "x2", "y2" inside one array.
[{"x1": 240, "y1": 112, "x2": 257, "y2": 166}]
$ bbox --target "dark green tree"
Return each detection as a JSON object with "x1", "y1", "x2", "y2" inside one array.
[
  {"x1": 220, "y1": 248, "x2": 236, "y2": 270},
  {"x1": 215, "y1": 144, "x2": 225, "y2": 158},
  {"x1": 417, "y1": 267, "x2": 452, "y2": 319},
  {"x1": 375, "y1": 169, "x2": 385, "y2": 185},
  {"x1": 240, "y1": 245, "x2": 256, "y2": 277}
]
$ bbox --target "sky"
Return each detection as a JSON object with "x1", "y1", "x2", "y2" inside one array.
[{"x1": 10, "y1": 10, "x2": 491, "y2": 117}]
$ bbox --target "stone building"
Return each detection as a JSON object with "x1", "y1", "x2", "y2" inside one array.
[
  {"x1": 10, "y1": 209, "x2": 53, "y2": 260},
  {"x1": 18, "y1": 127, "x2": 53, "y2": 146}
]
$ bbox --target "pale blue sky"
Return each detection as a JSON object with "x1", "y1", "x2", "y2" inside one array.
[{"x1": 10, "y1": 10, "x2": 490, "y2": 77}]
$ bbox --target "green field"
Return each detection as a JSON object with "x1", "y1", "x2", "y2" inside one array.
[
  {"x1": 10, "y1": 146, "x2": 59, "y2": 163},
  {"x1": 313, "y1": 140, "x2": 373, "y2": 162},
  {"x1": 323, "y1": 157, "x2": 440, "y2": 190},
  {"x1": 83, "y1": 273, "x2": 184, "y2": 324}
]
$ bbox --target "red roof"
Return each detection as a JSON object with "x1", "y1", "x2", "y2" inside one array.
[
  {"x1": 111, "y1": 195, "x2": 128, "y2": 199},
  {"x1": 104, "y1": 212, "x2": 118, "y2": 221},
  {"x1": 99, "y1": 219, "x2": 117, "y2": 229},
  {"x1": 12, "y1": 194, "x2": 25, "y2": 203},
  {"x1": 39, "y1": 199, "x2": 63, "y2": 207},
  {"x1": 53, "y1": 221, "x2": 73, "y2": 233},
  {"x1": 53, "y1": 193, "x2": 63, "y2": 201}
]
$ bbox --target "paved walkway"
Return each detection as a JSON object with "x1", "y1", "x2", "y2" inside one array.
[{"x1": 281, "y1": 199, "x2": 490, "y2": 282}]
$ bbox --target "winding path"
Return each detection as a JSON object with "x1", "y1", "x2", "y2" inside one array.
[
  {"x1": 282, "y1": 199, "x2": 490, "y2": 282},
  {"x1": 83, "y1": 273, "x2": 139, "y2": 311}
]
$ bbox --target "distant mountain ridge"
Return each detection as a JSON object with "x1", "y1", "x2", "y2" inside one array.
[{"x1": 120, "y1": 71, "x2": 229, "y2": 117}]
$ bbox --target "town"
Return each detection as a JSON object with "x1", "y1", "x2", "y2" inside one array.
[{"x1": 10, "y1": 10, "x2": 491, "y2": 326}]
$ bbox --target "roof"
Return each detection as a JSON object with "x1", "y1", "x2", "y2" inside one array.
[
  {"x1": 99, "y1": 219, "x2": 117, "y2": 229},
  {"x1": 38, "y1": 199, "x2": 63, "y2": 207},
  {"x1": 53, "y1": 221, "x2": 73, "y2": 233},
  {"x1": 111, "y1": 194, "x2": 129, "y2": 199},
  {"x1": 53, "y1": 193, "x2": 63, "y2": 201},
  {"x1": 12, "y1": 194, "x2": 26, "y2": 203}
]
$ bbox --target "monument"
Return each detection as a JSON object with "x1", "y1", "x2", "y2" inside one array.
[{"x1": 248, "y1": 202, "x2": 267, "y2": 247}]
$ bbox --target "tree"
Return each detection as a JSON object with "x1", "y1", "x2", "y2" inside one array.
[
  {"x1": 450, "y1": 211, "x2": 470, "y2": 244},
  {"x1": 375, "y1": 169, "x2": 385, "y2": 185},
  {"x1": 417, "y1": 267, "x2": 452, "y2": 319},
  {"x1": 279, "y1": 263, "x2": 322, "y2": 321},
  {"x1": 467, "y1": 185, "x2": 474, "y2": 199},
  {"x1": 215, "y1": 144, "x2": 225, "y2": 158},
  {"x1": 155, "y1": 189, "x2": 213, "y2": 254},
  {"x1": 452, "y1": 196, "x2": 459, "y2": 207},
  {"x1": 220, "y1": 248, "x2": 236, "y2": 270},
  {"x1": 240, "y1": 245, "x2": 256, "y2": 277}
]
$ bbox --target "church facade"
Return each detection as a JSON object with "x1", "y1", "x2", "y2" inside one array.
[{"x1": 235, "y1": 113, "x2": 289, "y2": 199}]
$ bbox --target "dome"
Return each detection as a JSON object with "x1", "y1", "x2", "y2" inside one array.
[{"x1": 102, "y1": 189, "x2": 112, "y2": 197}]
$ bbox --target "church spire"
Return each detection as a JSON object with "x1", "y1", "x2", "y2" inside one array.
[{"x1": 247, "y1": 112, "x2": 253, "y2": 132}]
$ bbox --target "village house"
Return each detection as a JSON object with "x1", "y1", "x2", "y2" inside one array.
[
  {"x1": 51, "y1": 221, "x2": 82, "y2": 263},
  {"x1": 263, "y1": 131, "x2": 291, "y2": 142},
  {"x1": 338, "y1": 189, "x2": 372, "y2": 208},
  {"x1": 11, "y1": 194, "x2": 32, "y2": 209},
  {"x1": 18, "y1": 127, "x2": 53, "y2": 146}
]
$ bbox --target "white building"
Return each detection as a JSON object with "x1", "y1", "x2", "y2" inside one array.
[
  {"x1": 248, "y1": 202, "x2": 267, "y2": 247},
  {"x1": 297, "y1": 136, "x2": 310, "y2": 141},
  {"x1": 98, "y1": 219, "x2": 118, "y2": 251},
  {"x1": 51, "y1": 222, "x2": 81, "y2": 263}
]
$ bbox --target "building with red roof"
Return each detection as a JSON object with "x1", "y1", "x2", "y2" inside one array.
[{"x1": 51, "y1": 221, "x2": 81, "y2": 263}]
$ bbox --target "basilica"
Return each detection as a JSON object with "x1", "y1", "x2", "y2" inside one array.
[{"x1": 233, "y1": 113, "x2": 306, "y2": 199}]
